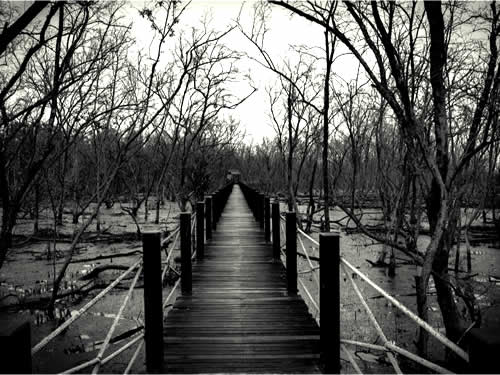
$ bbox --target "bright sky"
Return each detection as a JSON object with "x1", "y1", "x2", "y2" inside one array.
[
  {"x1": 10, "y1": 0, "x2": 357, "y2": 144},
  {"x1": 128, "y1": 0, "x2": 332, "y2": 144}
]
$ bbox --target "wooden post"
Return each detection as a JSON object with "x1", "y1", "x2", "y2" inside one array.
[
  {"x1": 205, "y1": 195, "x2": 212, "y2": 240},
  {"x1": 319, "y1": 233, "x2": 340, "y2": 373},
  {"x1": 467, "y1": 327, "x2": 500, "y2": 373},
  {"x1": 259, "y1": 193, "x2": 264, "y2": 228},
  {"x1": 213, "y1": 190, "x2": 218, "y2": 231},
  {"x1": 285, "y1": 212, "x2": 297, "y2": 295},
  {"x1": 0, "y1": 317, "x2": 31, "y2": 374},
  {"x1": 142, "y1": 232, "x2": 163, "y2": 373},
  {"x1": 252, "y1": 190, "x2": 258, "y2": 219},
  {"x1": 196, "y1": 202, "x2": 204, "y2": 260},
  {"x1": 253, "y1": 191, "x2": 259, "y2": 222},
  {"x1": 272, "y1": 201, "x2": 280, "y2": 261},
  {"x1": 264, "y1": 196, "x2": 270, "y2": 241},
  {"x1": 180, "y1": 213, "x2": 192, "y2": 295},
  {"x1": 254, "y1": 191, "x2": 259, "y2": 220}
]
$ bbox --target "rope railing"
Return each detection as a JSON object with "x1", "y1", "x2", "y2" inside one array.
[
  {"x1": 123, "y1": 339, "x2": 143, "y2": 374},
  {"x1": 268, "y1": 198, "x2": 468, "y2": 374},
  {"x1": 32, "y1": 216, "x2": 188, "y2": 373},
  {"x1": 30, "y1": 183, "x2": 234, "y2": 374},
  {"x1": 163, "y1": 214, "x2": 197, "y2": 310},
  {"x1": 91, "y1": 266, "x2": 143, "y2": 374},
  {"x1": 162, "y1": 229, "x2": 180, "y2": 283},
  {"x1": 126, "y1": 213, "x2": 197, "y2": 372},
  {"x1": 297, "y1": 223, "x2": 469, "y2": 373},
  {"x1": 61, "y1": 332, "x2": 145, "y2": 374},
  {"x1": 31, "y1": 258, "x2": 142, "y2": 355},
  {"x1": 161, "y1": 225, "x2": 180, "y2": 247},
  {"x1": 62, "y1": 214, "x2": 196, "y2": 374}
]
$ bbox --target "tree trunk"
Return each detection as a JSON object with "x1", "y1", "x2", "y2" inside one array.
[
  {"x1": 423, "y1": 1, "x2": 467, "y2": 357},
  {"x1": 155, "y1": 196, "x2": 161, "y2": 224},
  {"x1": 415, "y1": 275, "x2": 429, "y2": 358},
  {"x1": 455, "y1": 215, "x2": 461, "y2": 274},
  {"x1": 466, "y1": 230, "x2": 472, "y2": 273},
  {"x1": 0, "y1": 232, "x2": 11, "y2": 269},
  {"x1": 305, "y1": 157, "x2": 318, "y2": 233},
  {"x1": 48, "y1": 165, "x2": 121, "y2": 315},
  {"x1": 0, "y1": 207, "x2": 16, "y2": 269},
  {"x1": 96, "y1": 208, "x2": 101, "y2": 232},
  {"x1": 287, "y1": 86, "x2": 295, "y2": 212},
  {"x1": 56, "y1": 203, "x2": 63, "y2": 226},
  {"x1": 323, "y1": 30, "x2": 332, "y2": 232},
  {"x1": 433, "y1": 244, "x2": 466, "y2": 348},
  {"x1": 388, "y1": 249, "x2": 396, "y2": 277},
  {"x1": 34, "y1": 183, "x2": 39, "y2": 235}
]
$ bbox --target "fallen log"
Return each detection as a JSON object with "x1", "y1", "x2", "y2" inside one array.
[
  {"x1": 69, "y1": 250, "x2": 141, "y2": 264},
  {"x1": 79, "y1": 265, "x2": 130, "y2": 281},
  {"x1": 366, "y1": 259, "x2": 389, "y2": 268},
  {"x1": 0, "y1": 280, "x2": 96, "y2": 311}
]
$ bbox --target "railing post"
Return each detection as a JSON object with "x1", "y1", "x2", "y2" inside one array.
[
  {"x1": 180, "y1": 213, "x2": 192, "y2": 295},
  {"x1": 285, "y1": 212, "x2": 297, "y2": 295},
  {"x1": 467, "y1": 327, "x2": 500, "y2": 373},
  {"x1": 205, "y1": 195, "x2": 212, "y2": 240},
  {"x1": 252, "y1": 190, "x2": 256, "y2": 219},
  {"x1": 196, "y1": 202, "x2": 204, "y2": 260},
  {"x1": 142, "y1": 232, "x2": 163, "y2": 373},
  {"x1": 0, "y1": 317, "x2": 31, "y2": 374},
  {"x1": 213, "y1": 190, "x2": 218, "y2": 231},
  {"x1": 264, "y1": 196, "x2": 270, "y2": 241},
  {"x1": 253, "y1": 191, "x2": 259, "y2": 220},
  {"x1": 319, "y1": 233, "x2": 340, "y2": 373},
  {"x1": 253, "y1": 191, "x2": 259, "y2": 221},
  {"x1": 259, "y1": 193, "x2": 264, "y2": 228},
  {"x1": 255, "y1": 192, "x2": 259, "y2": 222},
  {"x1": 272, "y1": 201, "x2": 280, "y2": 261}
]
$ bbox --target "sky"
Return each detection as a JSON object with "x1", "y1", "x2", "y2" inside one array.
[
  {"x1": 8, "y1": 1, "x2": 492, "y2": 145},
  {"x1": 127, "y1": 0, "x2": 329, "y2": 144},
  {"x1": 8, "y1": 0, "x2": 356, "y2": 144}
]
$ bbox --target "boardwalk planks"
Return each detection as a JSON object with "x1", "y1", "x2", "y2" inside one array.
[{"x1": 163, "y1": 185, "x2": 320, "y2": 373}]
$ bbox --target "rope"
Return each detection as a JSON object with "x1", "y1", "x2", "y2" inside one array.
[
  {"x1": 62, "y1": 333, "x2": 144, "y2": 374},
  {"x1": 92, "y1": 266, "x2": 143, "y2": 374},
  {"x1": 39, "y1": 209, "x2": 192, "y2": 373},
  {"x1": 341, "y1": 257, "x2": 469, "y2": 362},
  {"x1": 123, "y1": 339, "x2": 144, "y2": 374},
  {"x1": 32, "y1": 259, "x2": 142, "y2": 355},
  {"x1": 341, "y1": 344, "x2": 363, "y2": 374},
  {"x1": 161, "y1": 226, "x2": 180, "y2": 247},
  {"x1": 341, "y1": 262, "x2": 403, "y2": 374},
  {"x1": 162, "y1": 230, "x2": 180, "y2": 282},
  {"x1": 294, "y1": 226, "x2": 470, "y2": 363}
]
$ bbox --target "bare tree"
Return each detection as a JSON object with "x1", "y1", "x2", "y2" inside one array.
[{"x1": 270, "y1": 0, "x2": 500, "y2": 357}]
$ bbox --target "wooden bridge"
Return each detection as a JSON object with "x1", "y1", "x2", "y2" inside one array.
[
  {"x1": 163, "y1": 184, "x2": 321, "y2": 373},
  {"x1": 24, "y1": 182, "x2": 481, "y2": 374}
]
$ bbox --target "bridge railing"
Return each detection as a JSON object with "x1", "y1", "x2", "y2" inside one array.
[
  {"x1": 238, "y1": 181, "x2": 469, "y2": 374},
  {"x1": 24, "y1": 183, "x2": 234, "y2": 374}
]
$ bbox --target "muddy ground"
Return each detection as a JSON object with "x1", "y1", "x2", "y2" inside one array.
[
  {"x1": 0, "y1": 201, "x2": 181, "y2": 373},
  {"x1": 0, "y1": 200, "x2": 499, "y2": 373}
]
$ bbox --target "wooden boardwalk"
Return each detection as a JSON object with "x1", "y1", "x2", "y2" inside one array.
[{"x1": 164, "y1": 185, "x2": 321, "y2": 373}]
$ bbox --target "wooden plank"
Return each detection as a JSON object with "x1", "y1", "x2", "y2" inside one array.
[{"x1": 164, "y1": 335, "x2": 320, "y2": 343}]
